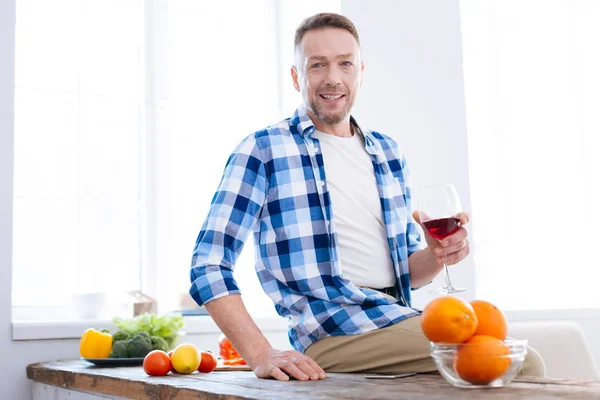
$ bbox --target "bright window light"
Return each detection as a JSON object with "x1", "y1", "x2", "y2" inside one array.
[{"x1": 460, "y1": 0, "x2": 600, "y2": 310}]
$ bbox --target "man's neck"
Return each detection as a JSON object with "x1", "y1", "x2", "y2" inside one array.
[{"x1": 307, "y1": 110, "x2": 353, "y2": 138}]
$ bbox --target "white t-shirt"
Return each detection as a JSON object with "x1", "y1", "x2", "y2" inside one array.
[{"x1": 312, "y1": 129, "x2": 396, "y2": 289}]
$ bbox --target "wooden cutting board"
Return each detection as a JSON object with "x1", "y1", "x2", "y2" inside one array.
[{"x1": 214, "y1": 360, "x2": 251, "y2": 372}]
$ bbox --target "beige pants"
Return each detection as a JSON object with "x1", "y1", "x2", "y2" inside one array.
[{"x1": 305, "y1": 315, "x2": 546, "y2": 377}]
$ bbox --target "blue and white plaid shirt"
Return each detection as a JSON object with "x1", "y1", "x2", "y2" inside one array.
[{"x1": 190, "y1": 105, "x2": 424, "y2": 353}]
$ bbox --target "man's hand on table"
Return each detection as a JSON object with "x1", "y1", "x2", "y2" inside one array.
[{"x1": 250, "y1": 347, "x2": 327, "y2": 381}]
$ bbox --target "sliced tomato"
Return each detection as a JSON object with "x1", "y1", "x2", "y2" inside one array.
[
  {"x1": 223, "y1": 357, "x2": 247, "y2": 366},
  {"x1": 218, "y1": 334, "x2": 243, "y2": 361}
]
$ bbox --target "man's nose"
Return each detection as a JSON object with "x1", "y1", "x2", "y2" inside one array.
[{"x1": 324, "y1": 68, "x2": 342, "y2": 87}]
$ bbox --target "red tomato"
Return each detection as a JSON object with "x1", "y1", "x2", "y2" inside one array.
[
  {"x1": 218, "y1": 334, "x2": 243, "y2": 361},
  {"x1": 167, "y1": 350, "x2": 177, "y2": 373},
  {"x1": 143, "y1": 350, "x2": 171, "y2": 376},
  {"x1": 197, "y1": 351, "x2": 218, "y2": 373}
]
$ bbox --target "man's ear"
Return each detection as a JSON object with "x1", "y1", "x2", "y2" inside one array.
[
  {"x1": 360, "y1": 62, "x2": 365, "y2": 87},
  {"x1": 291, "y1": 66, "x2": 300, "y2": 92}
]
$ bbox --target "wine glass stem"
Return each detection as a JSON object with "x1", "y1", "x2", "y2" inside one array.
[{"x1": 442, "y1": 254, "x2": 453, "y2": 289}]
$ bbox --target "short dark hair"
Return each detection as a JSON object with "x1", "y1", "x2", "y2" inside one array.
[{"x1": 294, "y1": 13, "x2": 360, "y2": 50}]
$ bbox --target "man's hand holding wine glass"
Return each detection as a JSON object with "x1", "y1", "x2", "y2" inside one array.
[
  {"x1": 415, "y1": 184, "x2": 471, "y2": 294},
  {"x1": 413, "y1": 210, "x2": 471, "y2": 267}
]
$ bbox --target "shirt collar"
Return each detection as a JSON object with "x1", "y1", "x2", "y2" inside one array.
[{"x1": 291, "y1": 104, "x2": 377, "y2": 149}]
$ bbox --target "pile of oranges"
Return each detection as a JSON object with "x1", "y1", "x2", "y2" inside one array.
[{"x1": 420, "y1": 296, "x2": 511, "y2": 385}]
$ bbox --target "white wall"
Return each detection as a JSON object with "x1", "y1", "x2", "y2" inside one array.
[
  {"x1": 341, "y1": 0, "x2": 475, "y2": 306},
  {"x1": 0, "y1": 1, "x2": 39, "y2": 399}
]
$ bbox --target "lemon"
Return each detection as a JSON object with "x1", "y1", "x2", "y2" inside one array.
[{"x1": 171, "y1": 343, "x2": 201, "y2": 374}]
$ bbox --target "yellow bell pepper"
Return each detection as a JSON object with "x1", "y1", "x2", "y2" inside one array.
[{"x1": 79, "y1": 328, "x2": 113, "y2": 358}]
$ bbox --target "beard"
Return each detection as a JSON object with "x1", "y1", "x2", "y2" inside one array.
[{"x1": 308, "y1": 94, "x2": 354, "y2": 126}]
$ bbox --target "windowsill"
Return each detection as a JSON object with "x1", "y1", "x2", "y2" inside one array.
[
  {"x1": 504, "y1": 308, "x2": 600, "y2": 321},
  {"x1": 14, "y1": 308, "x2": 599, "y2": 341},
  {"x1": 12, "y1": 315, "x2": 288, "y2": 341}
]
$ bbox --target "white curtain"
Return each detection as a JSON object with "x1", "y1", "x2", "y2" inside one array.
[{"x1": 460, "y1": 0, "x2": 600, "y2": 310}]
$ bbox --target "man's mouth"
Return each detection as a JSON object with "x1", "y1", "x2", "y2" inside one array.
[{"x1": 319, "y1": 94, "x2": 345, "y2": 101}]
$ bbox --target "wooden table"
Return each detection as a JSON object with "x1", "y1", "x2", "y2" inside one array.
[{"x1": 27, "y1": 360, "x2": 600, "y2": 400}]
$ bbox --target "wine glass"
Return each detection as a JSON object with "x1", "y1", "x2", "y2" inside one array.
[{"x1": 418, "y1": 184, "x2": 465, "y2": 295}]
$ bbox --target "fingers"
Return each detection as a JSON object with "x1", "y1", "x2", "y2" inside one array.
[
  {"x1": 304, "y1": 355, "x2": 327, "y2": 379},
  {"x1": 275, "y1": 359, "x2": 309, "y2": 381},
  {"x1": 433, "y1": 239, "x2": 470, "y2": 265},
  {"x1": 267, "y1": 365, "x2": 290, "y2": 381},
  {"x1": 435, "y1": 235, "x2": 467, "y2": 257},
  {"x1": 296, "y1": 355, "x2": 326, "y2": 379},
  {"x1": 412, "y1": 210, "x2": 434, "y2": 225},
  {"x1": 412, "y1": 210, "x2": 421, "y2": 224},
  {"x1": 290, "y1": 358, "x2": 319, "y2": 380},
  {"x1": 432, "y1": 227, "x2": 470, "y2": 265},
  {"x1": 267, "y1": 352, "x2": 327, "y2": 381},
  {"x1": 456, "y1": 211, "x2": 471, "y2": 225},
  {"x1": 439, "y1": 227, "x2": 468, "y2": 249},
  {"x1": 444, "y1": 240, "x2": 470, "y2": 265}
]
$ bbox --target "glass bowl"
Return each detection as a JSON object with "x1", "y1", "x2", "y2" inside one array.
[{"x1": 430, "y1": 338, "x2": 528, "y2": 388}]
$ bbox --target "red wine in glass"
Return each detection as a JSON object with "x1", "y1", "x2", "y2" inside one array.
[
  {"x1": 422, "y1": 217, "x2": 461, "y2": 241},
  {"x1": 418, "y1": 184, "x2": 466, "y2": 294}
]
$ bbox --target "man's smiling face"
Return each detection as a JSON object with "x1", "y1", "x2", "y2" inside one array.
[{"x1": 292, "y1": 28, "x2": 363, "y2": 127}]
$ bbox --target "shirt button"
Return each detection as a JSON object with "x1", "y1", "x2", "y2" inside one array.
[{"x1": 319, "y1": 180, "x2": 325, "y2": 187}]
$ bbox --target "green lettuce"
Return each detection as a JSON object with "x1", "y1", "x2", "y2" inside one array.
[{"x1": 113, "y1": 312, "x2": 184, "y2": 349}]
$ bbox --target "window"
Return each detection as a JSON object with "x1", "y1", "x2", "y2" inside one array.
[
  {"x1": 12, "y1": 0, "x2": 145, "y2": 318},
  {"x1": 12, "y1": 0, "x2": 341, "y2": 321},
  {"x1": 460, "y1": 0, "x2": 600, "y2": 310}
]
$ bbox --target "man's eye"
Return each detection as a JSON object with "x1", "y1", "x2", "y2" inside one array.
[
  {"x1": 341, "y1": 61, "x2": 353, "y2": 66},
  {"x1": 311, "y1": 63, "x2": 324, "y2": 68}
]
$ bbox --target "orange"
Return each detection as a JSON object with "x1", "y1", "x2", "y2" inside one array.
[
  {"x1": 454, "y1": 335, "x2": 511, "y2": 385},
  {"x1": 471, "y1": 300, "x2": 508, "y2": 340},
  {"x1": 420, "y1": 296, "x2": 478, "y2": 343}
]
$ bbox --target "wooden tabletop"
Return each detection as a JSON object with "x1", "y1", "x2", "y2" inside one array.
[{"x1": 27, "y1": 360, "x2": 600, "y2": 400}]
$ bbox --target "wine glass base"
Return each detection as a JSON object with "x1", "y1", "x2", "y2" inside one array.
[{"x1": 432, "y1": 286, "x2": 466, "y2": 295}]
